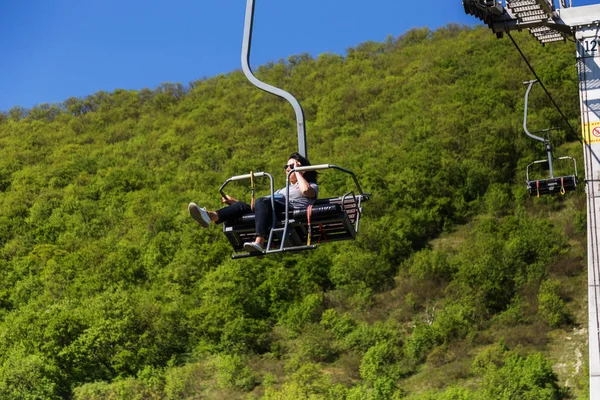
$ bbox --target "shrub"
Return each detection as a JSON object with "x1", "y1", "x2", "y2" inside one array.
[
  {"x1": 281, "y1": 293, "x2": 324, "y2": 335},
  {"x1": 404, "y1": 324, "x2": 441, "y2": 363},
  {"x1": 213, "y1": 354, "x2": 256, "y2": 392},
  {"x1": 263, "y1": 363, "x2": 342, "y2": 400},
  {"x1": 360, "y1": 341, "x2": 401, "y2": 384},
  {"x1": 320, "y1": 308, "x2": 357, "y2": 339},
  {"x1": 219, "y1": 317, "x2": 272, "y2": 353},
  {"x1": 407, "y1": 249, "x2": 453, "y2": 282},
  {"x1": 0, "y1": 349, "x2": 62, "y2": 400},
  {"x1": 432, "y1": 303, "x2": 474, "y2": 343},
  {"x1": 575, "y1": 210, "x2": 586, "y2": 234},
  {"x1": 403, "y1": 386, "x2": 476, "y2": 400},
  {"x1": 537, "y1": 279, "x2": 568, "y2": 328},
  {"x1": 493, "y1": 296, "x2": 526, "y2": 326},
  {"x1": 472, "y1": 344, "x2": 562, "y2": 400},
  {"x1": 329, "y1": 247, "x2": 394, "y2": 292},
  {"x1": 344, "y1": 320, "x2": 403, "y2": 354},
  {"x1": 104, "y1": 377, "x2": 159, "y2": 400},
  {"x1": 163, "y1": 363, "x2": 206, "y2": 400},
  {"x1": 470, "y1": 341, "x2": 508, "y2": 376},
  {"x1": 483, "y1": 183, "x2": 513, "y2": 217},
  {"x1": 72, "y1": 381, "x2": 112, "y2": 400},
  {"x1": 295, "y1": 323, "x2": 338, "y2": 363}
]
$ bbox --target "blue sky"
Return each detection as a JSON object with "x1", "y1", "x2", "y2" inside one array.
[{"x1": 0, "y1": 0, "x2": 596, "y2": 111}]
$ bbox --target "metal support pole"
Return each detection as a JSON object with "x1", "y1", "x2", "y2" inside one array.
[
  {"x1": 241, "y1": 0, "x2": 308, "y2": 159},
  {"x1": 576, "y1": 28, "x2": 600, "y2": 398},
  {"x1": 523, "y1": 80, "x2": 555, "y2": 178}
]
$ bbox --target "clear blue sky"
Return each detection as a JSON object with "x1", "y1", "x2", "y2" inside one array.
[{"x1": 0, "y1": 0, "x2": 596, "y2": 112}]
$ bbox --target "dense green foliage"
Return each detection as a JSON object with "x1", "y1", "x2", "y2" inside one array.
[{"x1": 0, "y1": 25, "x2": 588, "y2": 398}]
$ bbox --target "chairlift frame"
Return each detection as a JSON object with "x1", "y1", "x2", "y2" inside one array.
[
  {"x1": 219, "y1": 165, "x2": 370, "y2": 259},
  {"x1": 523, "y1": 80, "x2": 578, "y2": 196}
]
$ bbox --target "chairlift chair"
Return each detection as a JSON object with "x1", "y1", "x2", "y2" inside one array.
[
  {"x1": 522, "y1": 80, "x2": 578, "y2": 196},
  {"x1": 213, "y1": 0, "x2": 370, "y2": 258},
  {"x1": 219, "y1": 165, "x2": 370, "y2": 259},
  {"x1": 526, "y1": 156, "x2": 578, "y2": 196}
]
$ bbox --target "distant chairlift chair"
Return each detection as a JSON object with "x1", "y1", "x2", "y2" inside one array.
[{"x1": 523, "y1": 80, "x2": 578, "y2": 196}]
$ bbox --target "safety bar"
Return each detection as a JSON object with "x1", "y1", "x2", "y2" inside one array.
[
  {"x1": 221, "y1": 171, "x2": 269, "y2": 183},
  {"x1": 218, "y1": 172, "x2": 275, "y2": 209},
  {"x1": 219, "y1": 171, "x2": 281, "y2": 254},
  {"x1": 292, "y1": 164, "x2": 370, "y2": 200},
  {"x1": 219, "y1": 171, "x2": 274, "y2": 198}
]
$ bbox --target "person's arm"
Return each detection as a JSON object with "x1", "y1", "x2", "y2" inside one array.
[{"x1": 293, "y1": 161, "x2": 316, "y2": 198}]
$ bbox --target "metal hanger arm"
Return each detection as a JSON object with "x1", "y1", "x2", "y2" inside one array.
[{"x1": 241, "y1": 0, "x2": 308, "y2": 158}]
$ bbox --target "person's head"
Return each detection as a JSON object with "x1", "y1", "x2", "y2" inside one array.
[{"x1": 286, "y1": 152, "x2": 317, "y2": 183}]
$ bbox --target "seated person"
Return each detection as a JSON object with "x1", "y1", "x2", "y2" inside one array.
[{"x1": 189, "y1": 152, "x2": 318, "y2": 252}]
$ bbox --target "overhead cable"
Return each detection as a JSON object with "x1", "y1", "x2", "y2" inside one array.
[{"x1": 507, "y1": 31, "x2": 580, "y2": 143}]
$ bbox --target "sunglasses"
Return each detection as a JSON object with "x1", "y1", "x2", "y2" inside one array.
[{"x1": 284, "y1": 164, "x2": 296, "y2": 170}]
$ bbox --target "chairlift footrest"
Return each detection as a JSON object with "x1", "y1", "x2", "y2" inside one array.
[{"x1": 230, "y1": 245, "x2": 318, "y2": 259}]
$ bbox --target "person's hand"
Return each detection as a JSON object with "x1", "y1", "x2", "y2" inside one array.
[
  {"x1": 294, "y1": 160, "x2": 304, "y2": 175},
  {"x1": 221, "y1": 195, "x2": 236, "y2": 205}
]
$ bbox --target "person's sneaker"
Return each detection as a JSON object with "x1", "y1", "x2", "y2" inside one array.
[
  {"x1": 188, "y1": 203, "x2": 211, "y2": 228},
  {"x1": 243, "y1": 241, "x2": 263, "y2": 253}
]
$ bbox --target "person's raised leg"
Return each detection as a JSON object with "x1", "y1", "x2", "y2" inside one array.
[{"x1": 189, "y1": 201, "x2": 251, "y2": 227}]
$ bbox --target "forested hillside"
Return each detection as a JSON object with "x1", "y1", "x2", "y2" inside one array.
[{"x1": 0, "y1": 25, "x2": 589, "y2": 399}]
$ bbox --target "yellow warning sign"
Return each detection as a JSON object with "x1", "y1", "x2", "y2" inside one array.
[{"x1": 582, "y1": 121, "x2": 600, "y2": 144}]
